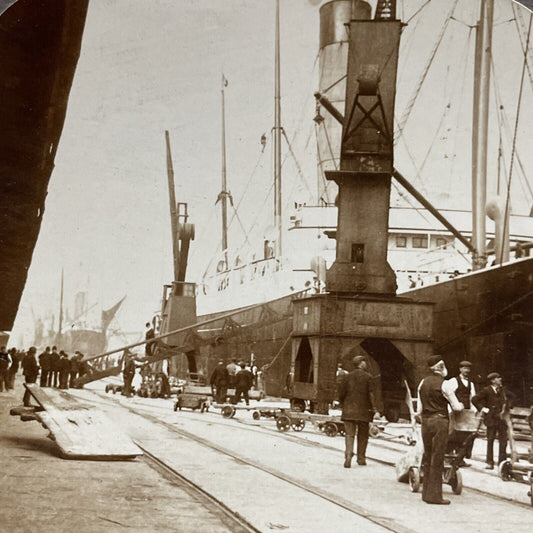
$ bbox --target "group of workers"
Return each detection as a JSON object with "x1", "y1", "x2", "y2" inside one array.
[
  {"x1": 209, "y1": 358, "x2": 256, "y2": 405},
  {"x1": 338, "y1": 352, "x2": 514, "y2": 506},
  {"x1": 0, "y1": 345, "x2": 90, "y2": 407}
]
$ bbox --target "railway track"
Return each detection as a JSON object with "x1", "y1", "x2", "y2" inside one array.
[{"x1": 79, "y1": 388, "x2": 533, "y2": 528}]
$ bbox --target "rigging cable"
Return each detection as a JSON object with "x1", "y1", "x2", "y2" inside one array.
[
  {"x1": 512, "y1": 2, "x2": 533, "y2": 94},
  {"x1": 395, "y1": 0, "x2": 459, "y2": 145},
  {"x1": 499, "y1": 11, "x2": 532, "y2": 266}
]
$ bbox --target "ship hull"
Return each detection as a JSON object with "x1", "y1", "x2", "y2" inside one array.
[{"x1": 174, "y1": 256, "x2": 533, "y2": 406}]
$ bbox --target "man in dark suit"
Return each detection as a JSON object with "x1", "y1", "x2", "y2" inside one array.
[
  {"x1": 338, "y1": 355, "x2": 377, "y2": 468},
  {"x1": 472, "y1": 372, "x2": 513, "y2": 470}
]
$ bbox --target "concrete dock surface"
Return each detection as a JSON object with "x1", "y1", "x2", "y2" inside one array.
[{"x1": 2, "y1": 377, "x2": 533, "y2": 533}]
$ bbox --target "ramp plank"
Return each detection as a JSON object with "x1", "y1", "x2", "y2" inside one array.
[{"x1": 24, "y1": 384, "x2": 141, "y2": 460}]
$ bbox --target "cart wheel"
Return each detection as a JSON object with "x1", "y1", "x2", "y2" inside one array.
[
  {"x1": 230, "y1": 406, "x2": 237, "y2": 418},
  {"x1": 369, "y1": 424, "x2": 380, "y2": 438},
  {"x1": 499, "y1": 459, "x2": 513, "y2": 482},
  {"x1": 252, "y1": 411, "x2": 261, "y2": 420},
  {"x1": 324, "y1": 422, "x2": 338, "y2": 437},
  {"x1": 409, "y1": 467, "x2": 421, "y2": 493},
  {"x1": 221, "y1": 405, "x2": 234, "y2": 418},
  {"x1": 450, "y1": 469, "x2": 463, "y2": 495},
  {"x1": 105, "y1": 385, "x2": 110, "y2": 393},
  {"x1": 291, "y1": 419, "x2": 306, "y2": 432},
  {"x1": 173, "y1": 401, "x2": 179, "y2": 412},
  {"x1": 276, "y1": 415, "x2": 291, "y2": 432}
]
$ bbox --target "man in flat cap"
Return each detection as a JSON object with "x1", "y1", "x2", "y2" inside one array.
[
  {"x1": 445, "y1": 360, "x2": 477, "y2": 466},
  {"x1": 417, "y1": 355, "x2": 463, "y2": 504},
  {"x1": 338, "y1": 355, "x2": 377, "y2": 468},
  {"x1": 472, "y1": 372, "x2": 514, "y2": 470}
]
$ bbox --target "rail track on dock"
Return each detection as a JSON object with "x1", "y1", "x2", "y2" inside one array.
[{"x1": 82, "y1": 389, "x2": 533, "y2": 518}]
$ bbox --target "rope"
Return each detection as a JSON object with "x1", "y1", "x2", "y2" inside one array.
[
  {"x1": 395, "y1": 0, "x2": 459, "y2": 144},
  {"x1": 500, "y1": 12, "x2": 532, "y2": 265},
  {"x1": 262, "y1": 332, "x2": 292, "y2": 372},
  {"x1": 513, "y1": 2, "x2": 533, "y2": 94}
]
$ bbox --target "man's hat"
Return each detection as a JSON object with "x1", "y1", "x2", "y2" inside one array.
[
  {"x1": 487, "y1": 372, "x2": 501, "y2": 381},
  {"x1": 352, "y1": 355, "x2": 366, "y2": 367},
  {"x1": 459, "y1": 360, "x2": 472, "y2": 367},
  {"x1": 427, "y1": 355, "x2": 443, "y2": 368}
]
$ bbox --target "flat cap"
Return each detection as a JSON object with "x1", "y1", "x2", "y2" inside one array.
[
  {"x1": 459, "y1": 360, "x2": 472, "y2": 367},
  {"x1": 352, "y1": 355, "x2": 366, "y2": 367},
  {"x1": 487, "y1": 372, "x2": 501, "y2": 381},
  {"x1": 427, "y1": 355, "x2": 443, "y2": 368}
]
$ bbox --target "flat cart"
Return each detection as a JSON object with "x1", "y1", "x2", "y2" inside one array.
[
  {"x1": 498, "y1": 407, "x2": 533, "y2": 506},
  {"x1": 173, "y1": 393, "x2": 209, "y2": 413}
]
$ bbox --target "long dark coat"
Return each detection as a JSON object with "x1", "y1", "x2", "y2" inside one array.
[{"x1": 339, "y1": 368, "x2": 377, "y2": 422}]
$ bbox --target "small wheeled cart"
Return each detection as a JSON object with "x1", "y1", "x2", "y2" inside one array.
[
  {"x1": 498, "y1": 407, "x2": 533, "y2": 506},
  {"x1": 105, "y1": 384, "x2": 122, "y2": 394},
  {"x1": 173, "y1": 393, "x2": 209, "y2": 413}
]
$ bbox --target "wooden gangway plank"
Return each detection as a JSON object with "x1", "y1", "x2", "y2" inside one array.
[{"x1": 22, "y1": 384, "x2": 141, "y2": 460}]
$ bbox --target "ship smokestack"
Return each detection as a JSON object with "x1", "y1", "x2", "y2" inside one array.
[
  {"x1": 486, "y1": 196, "x2": 510, "y2": 264},
  {"x1": 316, "y1": 1, "x2": 371, "y2": 204}
]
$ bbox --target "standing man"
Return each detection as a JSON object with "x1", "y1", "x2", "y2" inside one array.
[
  {"x1": 233, "y1": 362, "x2": 253, "y2": 406},
  {"x1": 7, "y1": 348, "x2": 20, "y2": 390},
  {"x1": 417, "y1": 355, "x2": 463, "y2": 505},
  {"x1": 22, "y1": 347, "x2": 39, "y2": 407},
  {"x1": 338, "y1": 355, "x2": 377, "y2": 468},
  {"x1": 122, "y1": 351, "x2": 136, "y2": 397},
  {"x1": 226, "y1": 358, "x2": 239, "y2": 387},
  {"x1": 38, "y1": 347, "x2": 51, "y2": 387},
  {"x1": 145, "y1": 322, "x2": 155, "y2": 357},
  {"x1": 446, "y1": 360, "x2": 477, "y2": 466},
  {"x1": 50, "y1": 346, "x2": 60, "y2": 387},
  {"x1": 0, "y1": 347, "x2": 10, "y2": 392},
  {"x1": 210, "y1": 360, "x2": 230, "y2": 404},
  {"x1": 472, "y1": 372, "x2": 514, "y2": 470},
  {"x1": 58, "y1": 351, "x2": 71, "y2": 389}
]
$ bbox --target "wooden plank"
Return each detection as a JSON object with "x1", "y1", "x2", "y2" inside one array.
[{"x1": 23, "y1": 384, "x2": 141, "y2": 460}]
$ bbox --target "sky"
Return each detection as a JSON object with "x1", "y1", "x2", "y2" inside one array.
[{"x1": 9, "y1": 0, "x2": 533, "y2": 347}]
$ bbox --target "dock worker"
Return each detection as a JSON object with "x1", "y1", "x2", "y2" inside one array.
[
  {"x1": 38, "y1": 346, "x2": 51, "y2": 387},
  {"x1": 21, "y1": 347, "x2": 39, "y2": 407},
  {"x1": 472, "y1": 372, "x2": 515, "y2": 470},
  {"x1": 338, "y1": 355, "x2": 377, "y2": 468},
  {"x1": 58, "y1": 351, "x2": 71, "y2": 389},
  {"x1": 233, "y1": 362, "x2": 253, "y2": 406},
  {"x1": 145, "y1": 322, "x2": 155, "y2": 357},
  {"x1": 445, "y1": 360, "x2": 477, "y2": 467},
  {"x1": 50, "y1": 346, "x2": 61, "y2": 387},
  {"x1": 7, "y1": 348, "x2": 20, "y2": 389},
  {"x1": 69, "y1": 352, "x2": 80, "y2": 388},
  {"x1": 122, "y1": 351, "x2": 136, "y2": 397},
  {"x1": 0, "y1": 346, "x2": 10, "y2": 392},
  {"x1": 226, "y1": 358, "x2": 239, "y2": 387},
  {"x1": 417, "y1": 355, "x2": 463, "y2": 505},
  {"x1": 210, "y1": 360, "x2": 230, "y2": 404}
]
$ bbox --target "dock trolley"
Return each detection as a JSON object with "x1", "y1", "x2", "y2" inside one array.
[
  {"x1": 498, "y1": 407, "x2": 533, "y2": 506},
  {"x1": 174, "y1": 393, "x2": 209, "y2": 413}
]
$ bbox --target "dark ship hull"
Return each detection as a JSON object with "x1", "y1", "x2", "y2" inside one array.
[{"x1": 0, "y1": 0, "x2": 89, "y2": 332}]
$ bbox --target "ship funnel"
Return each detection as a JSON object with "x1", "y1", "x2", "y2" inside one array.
[{"x1": 486, "y1": 196, "x2": 510, "y2": 264}]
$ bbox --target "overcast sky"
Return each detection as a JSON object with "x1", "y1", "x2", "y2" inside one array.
[{"x1": 9, "y1": 0, "x2": 533, "y2": 347}]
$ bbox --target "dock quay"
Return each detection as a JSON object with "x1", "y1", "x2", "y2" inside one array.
[{"x1": 2, "y1": 378, "x2": 532, "y2": 533}]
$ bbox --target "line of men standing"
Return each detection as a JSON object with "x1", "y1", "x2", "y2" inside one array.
[
  {"x1": 0, "y1": 346, "x2": 21, "y2": 391},
  {"x1": 38, "y1": 346, "x2": 86, "y2": 390}
]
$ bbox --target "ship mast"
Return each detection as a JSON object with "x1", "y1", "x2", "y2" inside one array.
[
  {"x1": 273, "y1": 0, "x2": 282, "y2": 258},
  {"x1": 56, "y1": 268, "x2": 64, "y2": 346},
  {"x1": 220, "y1": 75, "x2": 229, "y2": 268},
  {"x1": 471, "y1": 0, "x2": 494, "y2": 270}
]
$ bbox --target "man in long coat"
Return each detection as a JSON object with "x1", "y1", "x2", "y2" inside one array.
[
  {"x1": 210, "y1": 360, "x2": 230, "y2": 404},
  {"x1": 338, "y1": 355, "x2": 377, "y2": 468}
]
